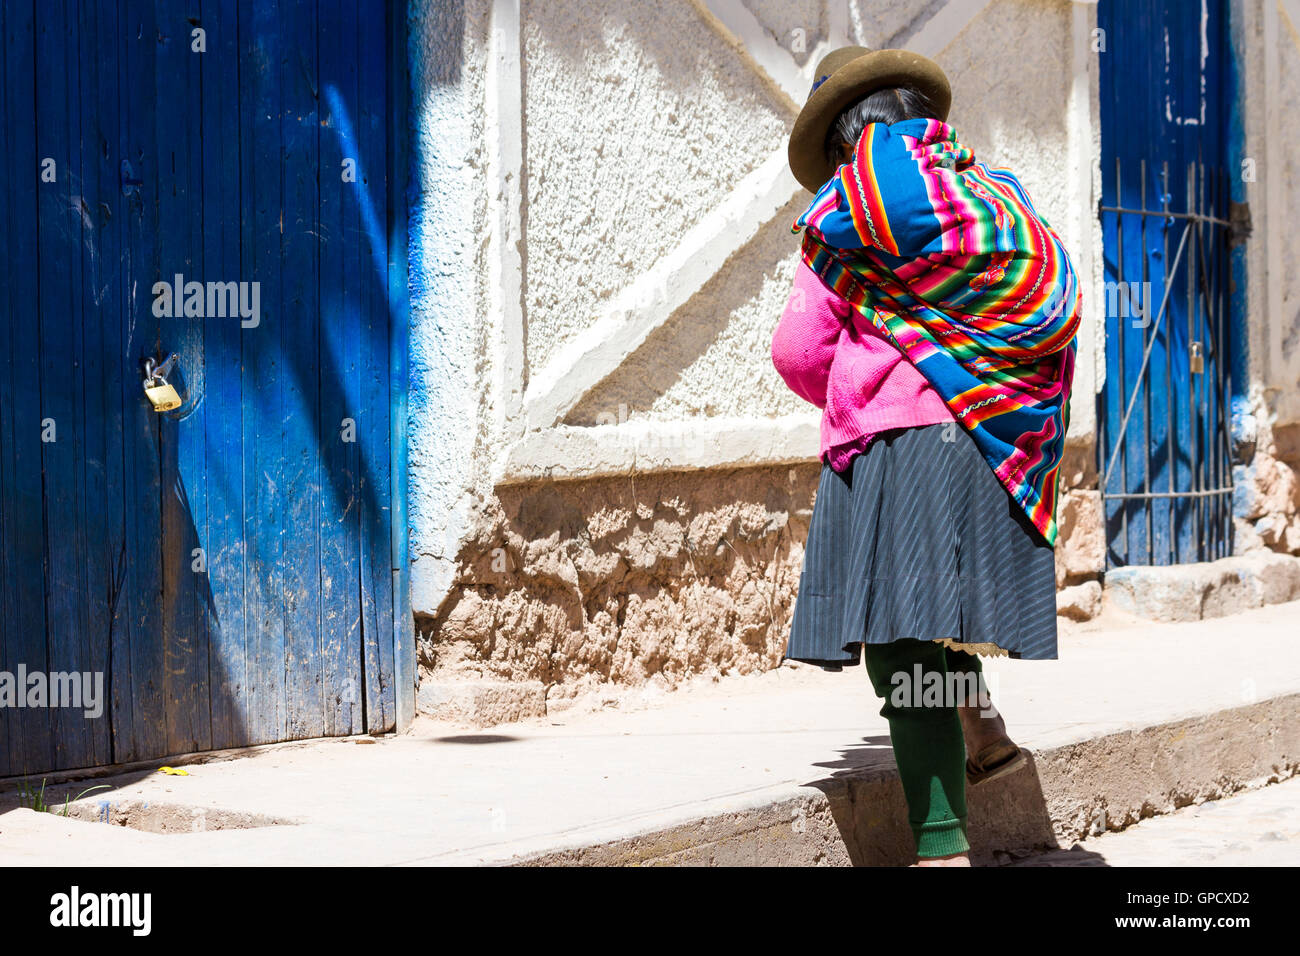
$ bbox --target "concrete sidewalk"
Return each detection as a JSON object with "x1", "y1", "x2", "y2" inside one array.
[{"x1": 1, "y1": 599, "x2": 1298, "y2": 866}]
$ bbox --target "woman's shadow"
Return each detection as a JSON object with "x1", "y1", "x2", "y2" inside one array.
[{"x1": 801, "y1": 737, "x2": 1109, "y2": 866}]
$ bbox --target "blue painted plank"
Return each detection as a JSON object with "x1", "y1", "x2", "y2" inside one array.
[
  {"x1": 318, "y1": 0, "x2": 364, "y2": 737},
  {"x1": 280, "y1": 0, "x2": 325, "y2": 740},
  {"x1": 241, "y1": 0, "x2": 288, "y2": 745},
  {"x1": 155, "y1": 0, "x2": 213, "y2": 756},
  {"x1": 75, "y1": 0, "x2": 121, "y2": 768},
  {"x1": 357, "y1": 2, "x2": 394, "y2": 732},
  {"x1": 0, "y1": 0, "x2": 50, "y2": 775},
  {"x1": 118, "y1": 0, "x2": 168, "y2": 762},
  {"x1": 387, "y1": 0, "x2": 415, "y2": 730},
  {"x1": 0, "y1": 0, "x2": 10, "y2": 775},
  {"x1": 200, "y1": 0, "x2": 250, "y2": 753},
  {"x1": 35, "y1": 0, "x2": 95, "y2": 771}
]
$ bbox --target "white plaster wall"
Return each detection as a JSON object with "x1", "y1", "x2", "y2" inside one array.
[
  {"x1": 1235, "y1": 0, "x2": 1300, "y2": 432},
  {"x1": 408, "y1": 0, "x2": 498, "y2": 613},
  {"x1": 519, "y1": 0, "x2": 790, "y2": 382},
  {"x1": 1273, "y1": 4, "x2": 1300, "y2": 424},
  {"x1": 744, "y1": 0, "x2": 828, "y2": 66},
  {"x1": 847, "y1": 0, "x2": 936, "y2": 49},
  {"x1": 566, "y1": 194, "x2": 810, "y2": 424}
]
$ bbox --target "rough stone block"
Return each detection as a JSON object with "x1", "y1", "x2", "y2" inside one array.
[
  {"x1": 1056, "y1": 580, "x2": 1102, "y2": 621},
  {"x1": 1056, "y1": 490, "x2": 1104, "y2": 582},
  {"x1": 1103, "y1": 553, "x2": 1300, "y2": 621}
]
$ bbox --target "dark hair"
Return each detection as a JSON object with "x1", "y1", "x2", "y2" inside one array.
[{"x1": 823, "y1": 86, "x2": 940, "y2": 165}]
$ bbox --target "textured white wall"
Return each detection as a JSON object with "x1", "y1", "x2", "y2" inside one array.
[
  {"x1": 407, "y1": 0, "x2": 495, "y2": 613},
  {"x1": 1273, "y1": 3, "x2": 1300, "y2": 424},
  {"x1": 1232, "y1": 0, "x2": 1300, "y2": 432},
  {"x1": 519, "y1": 0, "x2": 790, "y2": 383}
]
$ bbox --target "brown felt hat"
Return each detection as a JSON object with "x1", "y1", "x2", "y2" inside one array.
[{"x1": 788, "y1": 45, "x2": 951, "y2": 193}]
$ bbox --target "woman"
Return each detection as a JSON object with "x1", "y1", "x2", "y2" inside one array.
[{"x1": 771, "y1": 46, "x2": 1080, "y2": 866}]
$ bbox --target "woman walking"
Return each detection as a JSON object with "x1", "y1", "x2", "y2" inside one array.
[{"x1": 771, "y1": 46, "x2": 1081, "y2": 866}]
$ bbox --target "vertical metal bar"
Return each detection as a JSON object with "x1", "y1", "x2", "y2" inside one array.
[
  {"x1": 1140, "y1": 158, "x2": 1152, "y2": 560},
  {"x1": 1187, "y1": 161, "x2": 1200, "y2": 559},
  {"x1": 1203, "y1": 163, "x2": 1213, "y2": 557},
  {"x1": 1098, "y1": 156, "x2": 1111, "y2": 567},
  {"x1": 1215, "y1": 166, "x2": 1232, "y2": 557},
  {"x1": 1170, "y1": 162, "x2": 1180, "y2": 567},
  {"x1": 1115, "y1": 156, "x2": 1128, "y2": 563},
  {"x1": 1213, "y1": 166, "x2": 1225, "y2": 557}
]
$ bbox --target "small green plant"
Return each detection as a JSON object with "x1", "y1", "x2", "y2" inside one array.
[
  {"x1": 16, "y1": 777, "x2": 50, "y2": 813},
  {"x1": 16, "y1": 778, "x2": 110, "y2": 817}
]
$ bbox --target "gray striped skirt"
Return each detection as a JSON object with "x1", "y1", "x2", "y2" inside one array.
[{"x1": 783, "y1": 421, "x2": 1059, "y2": 669}]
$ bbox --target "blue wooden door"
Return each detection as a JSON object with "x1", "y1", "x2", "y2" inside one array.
[
  {"x1": 0, "y1": 0, "x2": 412, "y2": 776},
  {"x1": 1096, "y1": 0, "x2": 1240, "y2": 566}
]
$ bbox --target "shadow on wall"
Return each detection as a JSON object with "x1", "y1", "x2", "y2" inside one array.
[{"x1": 803, "y1": 738, "x2": 1067, "y2": 866}]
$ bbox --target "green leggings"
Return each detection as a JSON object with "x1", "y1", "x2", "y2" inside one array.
[{"x1": 863, "y1": 638, "x2": 986, "y2": 858}]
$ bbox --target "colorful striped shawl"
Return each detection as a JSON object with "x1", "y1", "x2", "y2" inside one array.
[{"x1": 792, "y1": 118, "x2": 1081, "y2": 545}]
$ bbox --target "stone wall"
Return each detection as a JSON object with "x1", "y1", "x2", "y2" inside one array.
[{"x1": 417, "y1": 463, "x2": 818, "y2": 720}]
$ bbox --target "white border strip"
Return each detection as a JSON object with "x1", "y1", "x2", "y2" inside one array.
[
  {"x1": 1265, "y1": 0, "x2": 1283, "y2": 397},
  {"x1": 907, "y1": 0, "x2": 994, "y2": 57},
  {"x1": 694, "y1": 0, "x2": 805, "y2": 109},
  {"x1": 486, "y1": 0, "x2": 526, "y2": 431},
  {"x1": 501, "y1": 414, "x2": 821, "y2": 483},
  {"x1": 522, "y1": 150, "x2": 800, "y2": 430}
]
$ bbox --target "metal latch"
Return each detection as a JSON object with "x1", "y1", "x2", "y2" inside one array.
[
  {"x1": 142, "y1": 353, "x2": 185, "y2": 411},
  {"x1": 1226, "y1": 201, "x2": 1252, "y2": 248}
]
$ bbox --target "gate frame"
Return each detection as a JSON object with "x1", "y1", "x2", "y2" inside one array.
[{"x1": 1093, "y1": 0, "x2": 1251, "y2": 569}]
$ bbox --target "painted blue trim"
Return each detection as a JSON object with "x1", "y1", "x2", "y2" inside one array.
[
  {"x1": 388, "y1": 0, "x2": 415, "y2": 730},
  {"x1": 1225, "y1": 0, "x2": 1250, "y2": 416}
]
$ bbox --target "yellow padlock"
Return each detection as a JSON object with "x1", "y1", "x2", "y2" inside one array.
[
  {"x1": 143, "y1": 352, "x2": 185, "y2": 412},
  {"x1": 144, "y1": 381, "x2": 183, "y2": 411}
]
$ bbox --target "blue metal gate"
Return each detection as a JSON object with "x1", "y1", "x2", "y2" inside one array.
[
  {"x1": 1096, "y1": 0, "x2": 1244, "y2": 567},
  {"x1": 0, "y1": 0, "x2": 412, "y2": 776}
]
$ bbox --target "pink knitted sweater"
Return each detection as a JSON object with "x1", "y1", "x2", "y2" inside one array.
[{"x1": 771, "y1": 259, "x2": 954, "y2": 470}]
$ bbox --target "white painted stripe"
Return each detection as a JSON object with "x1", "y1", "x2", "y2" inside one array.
[
  {"x1": 694, "y1": 0, "x2": 805, "y2": 108},
  {"x1": 522, "y1": 149, "x2": 801, "y2": 430},
  {"x1": 1068, "y1": 0, "x2": 1102, "y2": 422},
  {"x1": 500, "y1": 414, "x2": 821, "y2": 483},
  {"x1": 486, "y1": 0, "x2": 526, "y2": 434},
  {"x1": 825, "y1": 0, "x2": 851, "y2": 49},
  {"x1": 1282, "y1": 0, "x2": 1300, "y2": 37},
  {"x1": 907, "y1": 0, "x2": 994, "y2": 57},
  {"x1": 1265, "y1": 1, "x2": 1283, "y2": 398}
]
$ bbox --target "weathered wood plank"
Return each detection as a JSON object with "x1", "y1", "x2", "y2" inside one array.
[
  {"x1": 318, "y1": 0, "x2": 365, "y2": 737},
  {"x1": 76, "y1": 0, "x2": 121, "y2": 768},
  {"x1": 357, "y1": 4, "x2": 394, "y2": 732},
  {"x1": 119, "y1": 0, "x2": 168, "y2": 762},
  {"x1": 201, "y1": 0, "x2": 250, "y2": 753},
  {"x1": 157, "y1": 0, "x2": 213, "y2": 756},
  {"x1": 281, "y1": 0, "x2": 325, "y2": 741},
  {"x1": 36, "y1": 0, "x2": 95, "y2": 771},
  {"x1": 0, "y1": 0, "x2": 50, "y2": 775},
  {"x1": 387, "y1": 0, "x2": 415, "y2": 731},
  {"x1": 241, "y1": 0, "x2": 288, "y2": 745}
]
